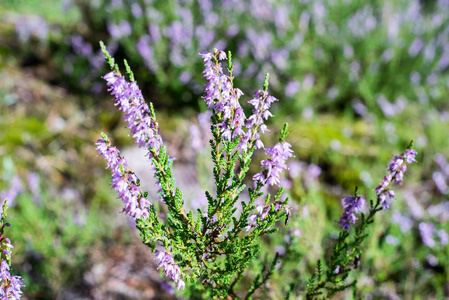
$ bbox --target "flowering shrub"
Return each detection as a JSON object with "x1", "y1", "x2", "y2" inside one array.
[
  {"x1": 95, "y1": 44, "x2": 421, "y2": 298},
  {"x1": 96, "y1": 45, "x2": 294, "y2": 297}
]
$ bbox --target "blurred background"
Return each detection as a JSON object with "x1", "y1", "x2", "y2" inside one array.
[{"x1": 0, "y1": 0, "x2": 448, "y2": 298}]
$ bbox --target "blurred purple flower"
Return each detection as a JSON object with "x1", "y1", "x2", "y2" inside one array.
[
  {"x1": 196, "y1": 26, "x2": 215, "y2": 51},
  {"x1": 271, "y1": 49, "x2": 289, "y2": 70},
  {"x1": 307, "y1": 164, "x2": 321, "y2": 179},
  {"x1": 352, "y1": 99, "x2": 367, "y2": 116},
  {"x1": 302, "y1": 74, "x2": 315, "y2": 91},
  {"x1": 190, "y1": 111, "x2": 212, "y2": 153},
  {"x1": 14, "y1": 14, "x2": 49, "y2": 42},
  {"x1": 433, "y1": 171, "x2": 448, "y2": 194},
  {"x1": 160, "y1": 281, "x2": 175, "y2": 295},
  {"x1": 343, "y1": 44, "x2": 354, "y2": 59},
  {"x1": 377, "y1": 95, "x2": 400, "y2": 118},
  {"x1": 438, "y1": 229, "x2": 448, "y2": 245},
  {"x1": 424, "y1": 44, "x2": 436, "y2": 62},
  {"x1": 275, "y1": 245, "x2": 286, "y2": 256},
  {"x1": 71, "y1": 35, "x2": 93, "y2": 57},
  {"x1": 435, "y1": 153, "x2": 449, "y2": 173},
  {"x1": 391, "y1": 212, "x2": 413, "y2": 233},
  {"x1": 288, "y1": 161, "x2": 302, "y2": 179},
  {"x1": 137, "y1": 35, "x2": 158, "y2": 72},
  {"x1": 0, "y1": 176, "x2": 23, "y2": 208},
  {"x1": 438, "y1": 52, "x2": 449, "y2": 70},
  {"x1": 426, "y1": 74, "x2": 438, "y2": 86},
  {"x1": 131, "y1": 3, "x2": 142, "y2": 18},
  {"x1": 410, "y1": 71, "x2": 421, "y2": 84},
  {"x1": 419, "y1": 222, "x2": 435, "y2": 248},
  {"x1": 108, "y1": 20, "x2": 131, "y2": 39},
  {"x1": 385, "y1": 234, "x2": 399, "y2": 246},
  {"x1": 226, "y1": 25, "x2": 239, "y2": 37},
  {"x1": 408, "y1": 38, "x2": 424, "y2": 56},
  {"x1": 27, "y1": 172, "x2": 41, "y2": 203},
  {"x1": 285, "y1": 81, "x2": 301, "y2": 98}
]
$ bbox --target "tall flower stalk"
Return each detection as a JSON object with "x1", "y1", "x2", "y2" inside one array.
[
  {"x1": 306, "y1": 141, "x2": 418, "y2": 298},
  {"x1": 97, "y1": 43, "x2": 293, "y2": 297}
]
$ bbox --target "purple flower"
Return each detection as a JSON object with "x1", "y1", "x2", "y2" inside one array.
[
  {"x1": 334, "y1": 265, "x2": 340, "y2": 274},
  {"x1": 199, "y1": 50, "x2": 280, "y2": 155},
  {"x1": 248, "y1": 214, "x2": 258, "y2": 223},
  {"x1": 438, "y1": 229, "x2": 448, "y2": 245},
  {"x1": 260, "y1": 206, "x2": 271, "y2": 220},
  {"x1": 102, "y1": 72, "x2": 164, "y2": 160},
  {"x1": 154, "y1": 250, "x2": 184, "y2": 290},
  {"x1": 96, "y1": 138, "x2": 151, "y2": 219},
  {"x1": 408, "y1": 38, "x2": 424, "y2": 56},
  {"x1": 137, "y1": 35, "x2": 157, "y2": 72},
  {"x1": 338, "y1": 195, "x2": 366, "y2": 231},
  {"x1": 0, "y1": 176, "x2": 23, "y2": 208},
  {"x1": 419, "y1": 222, "x2": 435, "y2": 248},
  {"x1": 391, "y1": 212, "x2": 414, "y2": 233},
  {"x1": 200, "y1": 50, "x2": 248, "y2": 143},
  {"x1": 131, "y1": 3, "x2": 142, "y2": 18},
  {"x1": 404, "y1": 149, "x2": 418, "y2": 164},
  {"x1": 253, "y1": 141, "x2": 295, "y2": 186},
  {"x1": 240, "y1": 90, "x2": 278, "y2": 151},
  {"x1": 374, "y1": 148, "x2": 418, "y2": 209},
  {"x1": 107, "y1": 20, "x2": 131, "y2": 39},
  {"x1": 0, "y1": 226, "x2": 25, "y2": 299}
]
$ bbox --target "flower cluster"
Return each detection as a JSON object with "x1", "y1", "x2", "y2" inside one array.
[
  {"x1": 200, "y1": 51, "x2": 246, "y2": 141},
  {"x1": 375, "y1": 148, "x2": 418, "y2": 209},
  {"x1": 0, "y1": 259, "x2": 24, "y2": 299},
  {"x1": 240, "y1": 90, "x2": 278, "y2": 151},
  {"x1": 253, "y1": 141, "x2": 295, "y2": 186},
  {"x1": 96, "y1": 137, "x2": 150, "y2": 219},
  {"x1": 154, "y1": 250, "x2": 185, "y2": 290},
  {"x1": 0, "y1": 202, "x2": 25, "y2": 299},
  {"x1": 190, "y1": 111, "x2": 213, "y2": 153},
  {"x1": 338, "y1": 196, "x2": 366, "y2": 231},
  {"x1": 102, "y1": 71, "x2": 163, "y2": 158},
  {"x1": 338, "y1": 147, "x2": 418, "y2": 231},
  {"x1": 200, "y1": 50, "x2": 281, "y2": 155}
]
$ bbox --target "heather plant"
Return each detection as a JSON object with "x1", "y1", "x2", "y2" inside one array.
[
  {"x1": 94, "y1": 43, "x2": 424, "y2": 298},
  {"x1": 305, "y1": 145, "x2": 418, "y2": 298},
  {"x1": 96, "y1": 44, "x2": 294, "y2": 298}
]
